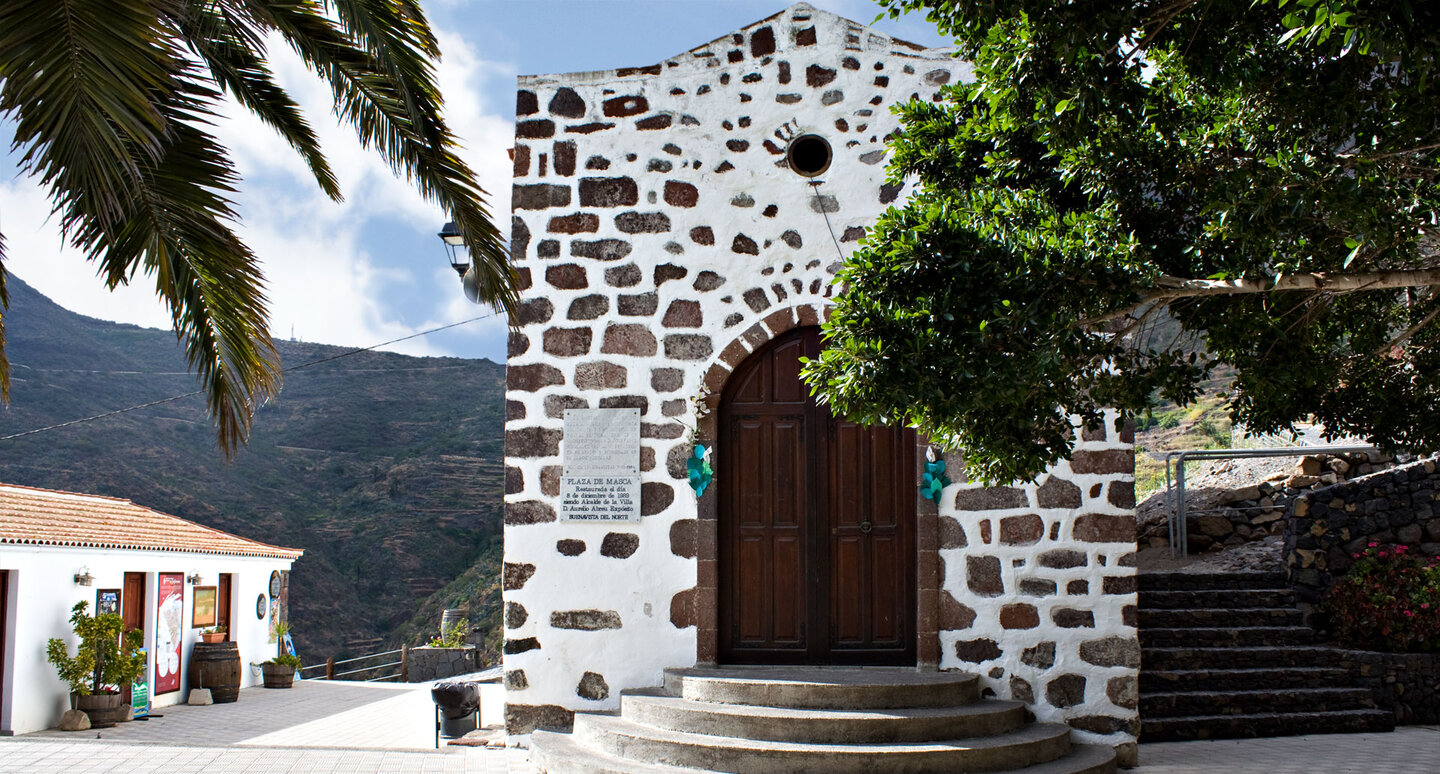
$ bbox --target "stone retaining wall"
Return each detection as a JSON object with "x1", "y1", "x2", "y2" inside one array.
[
  {"x1": 1337, "y1": 649, "x2": 1440, "y2": 724},
  {"x1": 1284, "y1": 456, "x2": 1440, "y2": 604},
  {"x1": 406, "y1": 646, "x2": 482, "y2": 683}
]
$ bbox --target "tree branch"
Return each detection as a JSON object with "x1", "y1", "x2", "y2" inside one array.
[{"x1": 1086, "y1": 268, "x2": 1440, "y2": 328}]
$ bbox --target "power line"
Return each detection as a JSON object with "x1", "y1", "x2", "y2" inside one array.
[{"x1": 0, "y1": 312, "x2": 501, "y2": 443}]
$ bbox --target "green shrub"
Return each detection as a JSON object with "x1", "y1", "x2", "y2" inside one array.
[
  {"x1": 428, "y1": 617, "x2": 469, "y2": 648},
  {"x1": 265, "y1": 654, "x2": 303, "y2": 669},
  {"x1": 1322, "y1": 543, "x2": 1440, "y2": 653},
  {"x1": 45, "y1": 601, "x2": 146, "y2": 695}
]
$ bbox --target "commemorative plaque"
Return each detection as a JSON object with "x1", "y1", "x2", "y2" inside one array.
[{"x1": 561, "y1": 408, "x2": 641, "y2": 521}]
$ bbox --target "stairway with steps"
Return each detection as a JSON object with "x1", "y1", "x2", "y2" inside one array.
[
  {"x1": 531, "y1": 666, "x2": 1118, "y2": 773},
  {"x1": 1138, "y1": 571, "x2": 1395, "y2": 741}
]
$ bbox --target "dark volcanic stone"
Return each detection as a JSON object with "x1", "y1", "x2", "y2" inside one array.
[
  {"x1": 551, "y1": 609, "x2": 622, "y2": 630},
  {"x1": 600, "y1": 532, "x2": 640, "y2": 558}
]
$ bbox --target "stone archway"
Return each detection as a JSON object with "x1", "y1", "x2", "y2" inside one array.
[{"x1": 682, "y1": 302, "x2": 942, "y2": 667}]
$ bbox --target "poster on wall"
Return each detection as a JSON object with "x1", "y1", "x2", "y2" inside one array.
[
  {"x1": 154, "y1": 573, "x2": 184, "y2": 695},
  {"x1": 192, "y1": 586, "x2": 217, "y2": 628},
  {"x1": 95, "y1": 589, "x2": 120, "y2": 617}
]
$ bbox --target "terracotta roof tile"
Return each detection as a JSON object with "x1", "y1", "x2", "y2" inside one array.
[{"x1": 0, "y1": 483, "x2": 303, "y2": 560}]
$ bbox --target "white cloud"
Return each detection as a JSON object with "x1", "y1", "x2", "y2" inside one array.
[
  {"x1": 0, "y1": 178, "x2": 174, "y2": 331},
  {"x1": 3, "y1": 27, "x2": 516, "y2": 363}
]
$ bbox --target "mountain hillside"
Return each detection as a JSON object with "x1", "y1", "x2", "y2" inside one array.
[{"x1": 0, "y1": 276, "x2": 505, "y2": 660}]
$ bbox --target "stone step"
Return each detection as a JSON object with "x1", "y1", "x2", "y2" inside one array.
[
  {"x1": 574, "y1": 713, "x2": 1077, "y2": 774},
  {"x1": 620, "y1": 690, "x2": 1026, "y2": 744},
  {"x1": 532, "y1": 729, "x2": 1117, "y2": 774},
  {"x1": 1141, "y1": 709, "x2": 1396, "y2": 742},
  {"x1": 1141, "y1": 666, "x2": 1355, "y2": 693},
  {"x1": 531, "y1": 729, "x2": 713, "y2": 774},
  {"x1": 1140, "y1": 687, "x2": 1377, "y2": 717},
  {"x1": 661, "y1": 666, "x2": 979, "y2": 710},
  {"x1": 1137, "y1": 607, "x2": 1305, "y2": 628},
  {"x1": 1142, "y1": 645, "x2": 1344, "y2": 671},
  {"x1": 1138, "y1": 588, "x2": 1297, "y2": 610},
  {"x1": 1138, "y1": 572, "x2": 1286, "y2": 592},
  {"x1": 1138, "y1": 626, "x2": 1315, "y2": 648}
]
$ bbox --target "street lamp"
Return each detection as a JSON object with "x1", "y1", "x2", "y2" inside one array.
[
  {"x1": 437, "y1": 220, "x2": 468, "y2": 277},
  {"x1": 437, "y1": 220, "x2": 484, "y2": 304}
]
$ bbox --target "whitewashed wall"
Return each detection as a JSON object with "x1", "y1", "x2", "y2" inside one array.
[
  {"x1": 502, "y1": 2, "x2": 1138, "y2": 757},
  {"x1": 0, "y1": 545, "x2": 294, "y2": 735}
]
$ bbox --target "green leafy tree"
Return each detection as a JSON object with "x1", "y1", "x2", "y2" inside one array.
[
  {"x1": 45, "y1": 601, "x2": 146, "y2": 695},
  {"x1": 0, "y1": 0, "x2": 512, "y2": 452},
  {"x1": 806, "y1": 0, "x2": 1440, "y2": 483}
]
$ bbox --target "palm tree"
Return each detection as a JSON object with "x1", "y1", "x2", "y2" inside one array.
[{"x1": 0, "y1": 0, "x2": 513, "y2": 452}]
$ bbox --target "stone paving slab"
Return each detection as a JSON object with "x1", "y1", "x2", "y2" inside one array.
[
  {"x1": 1134, "y1": 726, "x2": 1440, "y2": 773},
  {"x1": 0, "y1": 739, "x2": 533, "y2": 773},
  {"x1": 28, "y1": 680, "x2": 439, "y2": 750}
]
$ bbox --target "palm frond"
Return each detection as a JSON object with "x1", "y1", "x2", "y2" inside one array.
[
  {"x1": 0, "y1": 0, "x2": 178, "y2": 228},
  {"x1": 63, "y1": 67, "x2": 282, "y2": 452},
  {"x1": 251, "y1": 0, "x2": 515, "y2": 317},
  {"x1": 169, "y1": 0, "x2": 342, "y2": 200},
  {"x1": 0, "y1": 243, "x2": 10, "y2": 403}
]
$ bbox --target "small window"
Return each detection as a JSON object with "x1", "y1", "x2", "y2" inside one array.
[{"x1": 786, "y1": 134, "x2": 832, "y2": 177}]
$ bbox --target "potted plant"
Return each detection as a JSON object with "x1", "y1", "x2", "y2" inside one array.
[
  {"x1": 199, "y1": 625, "x2": 226, "y2": 643},
  {"x1": 260, "y1": 654, "x2": 301, "y2": 688},
  {"x1": 46, "y1": 601, "x2": 146, "y2": 728}
]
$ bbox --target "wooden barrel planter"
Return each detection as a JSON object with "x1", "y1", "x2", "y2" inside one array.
[
  {"x1": 261, "y1": 663, "x2": 296, "y2": 689},
  {"x1": 76, "y1": 692, "x2": 127, "y2": 728},
  {"x1": 189, "y1": 641, "x2": 242, "y2": 703}
]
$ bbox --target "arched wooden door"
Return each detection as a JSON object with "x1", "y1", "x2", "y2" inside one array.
[{"x1": 718, "y1": 326, "x2": 917, "y2": 665}]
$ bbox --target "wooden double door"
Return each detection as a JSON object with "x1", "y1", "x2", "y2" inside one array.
[{"x1": 719, "y1": 327, "x2": 917, "y2": 665}]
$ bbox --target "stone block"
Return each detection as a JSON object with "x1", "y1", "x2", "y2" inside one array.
[
  {"x1": 966, "y1": 555, "x2": 1003, "y2": 596},
  {"x1": 954, "y1": 486, "x2": 1028, "y2": 511},
  {"x1": 551, "y1": 609, "x2": 622, "y2": 630},
  {"x1": 600, "y1": 532, "x2": 639, "y2": 558}
]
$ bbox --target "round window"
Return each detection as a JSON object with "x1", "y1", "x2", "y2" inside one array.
[{"x1": 786, "y1": 134, "x2": 832, "y2": 177}]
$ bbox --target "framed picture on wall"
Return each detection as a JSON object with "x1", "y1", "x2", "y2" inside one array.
[
  {"x1": 96, "y1": 589, "x2": 120, "y2": 617},
  {"x1": 193, "y1": 586, "x2": 218, "y2": 627}
]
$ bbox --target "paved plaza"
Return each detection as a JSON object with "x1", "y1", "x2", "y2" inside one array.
[{"x1": 3, "y1": 677, "x2": 1438, "y2": 773}]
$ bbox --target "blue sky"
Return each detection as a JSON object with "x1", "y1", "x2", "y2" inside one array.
[{"x1": 0, "y1": 1, "x2": 951, "y2": 362}]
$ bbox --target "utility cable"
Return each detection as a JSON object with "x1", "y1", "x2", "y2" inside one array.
[
  {"x1": 808, "y1": 179, "x2": 847, "y2": 263},
  {"x1": 0, "y1": 312, "x2": 500, "y2": 443}
]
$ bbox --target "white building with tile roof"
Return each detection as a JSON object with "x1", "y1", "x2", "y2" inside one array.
[{"x1": 0, "y1": 482, "x2": 302, "y2": 735}]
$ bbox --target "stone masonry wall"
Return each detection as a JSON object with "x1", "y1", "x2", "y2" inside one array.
[
  {"x1": 501, "y1": 3, "x2": 1138, "y2": 754},
  {"x1": 1285, "y1": 455, "x2": 1440, "y2": 604},
  {"x1": 405, "y1": 646, "x2": 482, "y2": 683},
  {"x1": 1336, "y1": 649, "x2": 1440, "y2": 725},
  {"x1": 940, "y1": 420, "x2": 1140, "y2": 750}
]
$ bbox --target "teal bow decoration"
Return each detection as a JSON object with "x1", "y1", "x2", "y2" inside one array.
[
  {"x1": 921, "y1": 452, "x2": 950, "y2": 502},
  {"x1": 687, "y1": 444, "x2": 714, "y2": 497}
]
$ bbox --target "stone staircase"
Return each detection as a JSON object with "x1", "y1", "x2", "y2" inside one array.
[
  {"x1": 531, "y1": 666, "x2": 1117, "y2": 773},
  {"x1": 1138, "y1": 571, "x2": 1395, "y2": 741}
]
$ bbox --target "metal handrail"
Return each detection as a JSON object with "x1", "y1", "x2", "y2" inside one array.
[
  {"x1": 303, "y1": 647, "x2": 407, "y2": 681},
  {"x1": 1163, "y1": 444, "x2": 1378, "y2": 557}
]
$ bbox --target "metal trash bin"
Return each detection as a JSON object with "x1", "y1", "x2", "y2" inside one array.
[{"x1": 430, "y1": 681, "x2": 481, "y2": 747}]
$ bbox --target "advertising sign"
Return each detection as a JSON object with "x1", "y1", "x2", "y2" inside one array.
[
  {"x1": 155, "y1": 573, "x2": 184, "y2": 695},
  {"x1": 131, "y1": 648, "x2": 150, "y2": 719}
]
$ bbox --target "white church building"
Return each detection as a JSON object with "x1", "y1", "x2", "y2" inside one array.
[{"x1": 501, "y1": 5, "x2": 1138, "y2": 770}]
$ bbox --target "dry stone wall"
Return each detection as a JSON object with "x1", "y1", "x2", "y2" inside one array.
[
  {"x1": 501, "y1": 2, "x2": 1138, "y2": 755},
  {"x1": 1286, "y1": 455, "x2": 1440, "y2": 604}
]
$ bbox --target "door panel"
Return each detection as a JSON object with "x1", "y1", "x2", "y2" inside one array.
[
  {"x1": 217, "y1": 574, "x2": 233, "y2": 641},
  {"x1": 720, "y1": 326, "x2": 916, "y2": 665}
]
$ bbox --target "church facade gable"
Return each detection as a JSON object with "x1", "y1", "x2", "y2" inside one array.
[{"x1": 501, "y1": 2, "x2": 1138, "y2": 758}]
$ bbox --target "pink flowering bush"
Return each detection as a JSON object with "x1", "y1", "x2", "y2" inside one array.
[{"x1": 1322, "y1": 543, "x2": 1440, "y2": 653}]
